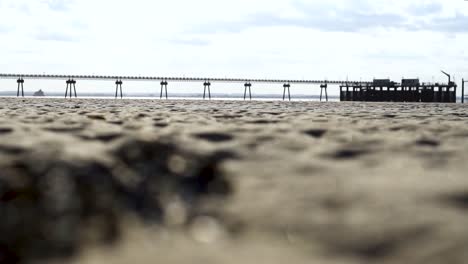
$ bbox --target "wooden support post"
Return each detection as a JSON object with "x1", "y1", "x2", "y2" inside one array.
[
  {"x1": 203, "y1": 81, "x2": 211, "y2": 100},
  {"x1": 320, "y1": 83, "x2": 328, "y2": 102},
  {"x1": 160, "y1": 81, "x2": 164, "y2": 99},
  {"x1": 283, "y1": 84, "x2": 286, "y2": 101},
  {"x1": 160, "y1": 80, "x2": 168, "y2": 99},
  {"x1": 17, "y1": 78, "x2": 24, "y2": 97},
  {"x1": 120, "y1": 81, "x2": 123, "y2": 99},
  {"x1": 165, "y1": 82, "x2": 168, "y2": 100},
  {"x1": 462, "y1": 79, "x2": 465, "y2": 104},
  {"x1": 65, "y1": 79, "x2": 77, "y2": 98},
  {"x1": 325, "y1": 83, "x2": 328, "y2": 102},
  {"x1": 283, "y1": 83, "x2": 291, "y2": 101},
  {"x1": 203, "y1": 83, "x2": 206, "y2": 99},
  {"x1": 72, "y1": 80, "x2": 77, "y2": 98},
  {"x1": 115, "y1": 80, "x2": 123, "y2": 99},
  {"x1": 65, "y1": 79, "x2": 69, "y2": 98},
  {"x1": 208, "y1": 81, "x2": 211, "y2": 100},
  {"x1": 320, "y1": 85, "x2": 323, "y2": 101},
  {"x1": 244, "y1": 84, "x2": 247, "y2": 100},
  {"x1": 244, "y1": 83, "x2": 252, "y2": 100}
]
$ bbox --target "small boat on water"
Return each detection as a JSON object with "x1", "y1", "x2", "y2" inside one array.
[{"x1": 33, "y1": 89, "x2": 45, "y2": 96}]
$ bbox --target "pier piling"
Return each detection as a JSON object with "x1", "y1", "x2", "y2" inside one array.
[
  {"x1": 16, "y1": 78, "x2": 24, "y2": 97},
  {"x1": 244, "y1": 83, "x2": 252, "y2": 100},
  {"x1": 72, "y1": 80, "x2": 77, "y2": 98},
  {"x1": 283, "y1": 83, "x2": 291, "y2": 101},
  {"x1": 115, "y1": 80, "x2": 123, "y2": 99},
  {"x1": 320, "y1": 83, "x2": 328, "y2": 102},
  {"x1": 65, "y1": 79, "x2": 77, "y2": 98},
  {"x1": 65, "y1": 79, "x2": 70, "y2": 98},
  {"x1": 462, "y1": 79, "x2": 465, "y2": 104},
  {"x1": 203, "y1": 81, "x2": 211, "y2": 100},
  {"x1": 160, "y1": 80, "x2": 168, "y2": 99}
]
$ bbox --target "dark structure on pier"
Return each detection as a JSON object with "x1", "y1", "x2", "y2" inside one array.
[{"x1": 340, "y1": 74, "x2": 457, "y2": 103}]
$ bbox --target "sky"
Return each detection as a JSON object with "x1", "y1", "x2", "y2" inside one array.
[{"x1": 0, "y1": 0, "x2": 467, "y2": 95}]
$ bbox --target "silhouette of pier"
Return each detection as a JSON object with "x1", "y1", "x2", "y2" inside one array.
[
  {"x1": 0, "y1": 72, "x2": 464, "y2": 103},
  {"x1": 340, "y1": 79, "x2": 457, "y2": 103},
  {"x1": 0, "y1": 73, "x2": 340, "y2": 101},
  {"x1": 340, "y1": 71, "x2": 459, "y2": 103}
]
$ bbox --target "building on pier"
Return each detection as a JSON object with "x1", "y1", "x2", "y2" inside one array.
[{"x1": 340, "y1": 78, "x2": 457, "y2": 103}]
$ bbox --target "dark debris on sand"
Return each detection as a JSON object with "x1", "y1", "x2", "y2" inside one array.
[{"x1": 0, "y1": 138, "x2": 232, "y2": 264}]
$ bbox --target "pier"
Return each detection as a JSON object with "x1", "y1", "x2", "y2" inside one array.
[
  {"x1": 340, "y1": 79, "x2": 457, "y2": 103},
  {"x1": 0, "y1": 72, "x2": 465, "y2": 103},
  {"x1": 0, "y1": 73, "x2": 341, "y2": 101},
  {"x1": 340, "y1": 71, "x2": 459, "y2": 103}
]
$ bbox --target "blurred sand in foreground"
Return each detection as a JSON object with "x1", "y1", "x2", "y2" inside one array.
[{"x1": 1, "y1": 98, "x2": 468, "y2": 264}]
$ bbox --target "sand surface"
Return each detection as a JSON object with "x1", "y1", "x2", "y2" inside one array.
[{"x1": 1, "y1": 98, "x2": 468, "y2": 264}]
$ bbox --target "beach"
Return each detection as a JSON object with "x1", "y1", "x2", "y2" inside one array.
[{"x1": 1, "y1": 98, "x2": 468, "y2": 264}]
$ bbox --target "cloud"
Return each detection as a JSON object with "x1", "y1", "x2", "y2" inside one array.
[
  {"x1": 43, "y1": 0, "x2": 73, "y2": 11},
  {"x1": 35, "y1": 31, "x2": 75, "y2": 42},
  {"x1": 170, "y1": 38, "x2": 211, "y2": 46},
  {"x1": 192, "y1": 10, "x2": 407, "y2": 34},
  {"x1": 0, "y1": 25, "x2": 9, "y2": 33},
  {"x1": 190, "y1": 0, "x2": 468, "y2": 34},
  {"x1": 426, "y1": 13, "x2": 468, "y2": 33},
  {"x1": 407, "y1": 2, "x2": 443, "y2": 16}
]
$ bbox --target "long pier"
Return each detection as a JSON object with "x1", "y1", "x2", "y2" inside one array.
[
  {"x1": 0, "y1": 73, "x2": 368, "y2": 101},
  {"x1": 1, "y1": 73, "x2": 465, "y2": 103}
]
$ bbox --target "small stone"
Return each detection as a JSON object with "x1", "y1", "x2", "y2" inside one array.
[{"x1": 190, "y1": 216, "x2": 223, "y2": 244}]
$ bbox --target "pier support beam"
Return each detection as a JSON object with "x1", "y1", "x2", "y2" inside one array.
[
  {"x1": 65, "y1": 79, "x2": 77, "y2": 98},
  {"x1": 16, "y1": 78, "x2": 24, "y2": 97},
  {"x1": 320, "y1": 83, "x2": 328, "y2": 102},
  {"x1": 462, "y1": 79, "x2": 465, "y2": 104},
  {"x1": 115, "y1": 80, "x2": 123, "y2": 99},
  {"x1": 160, "y1": 80, "x2": 168, "y2": 99},
  {"x1": 283, "y1": 83, "x2": 291, "y2": 101},
  {"x1": 244, "y1": 82, "x2": 252, "y2": 100},
  {"x1": 203, "y1": 81, "x2": 211, "y2": 100}
]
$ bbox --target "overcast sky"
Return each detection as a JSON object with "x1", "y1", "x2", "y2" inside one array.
[{"x1": 0, "y1": 0, "x2": 467, "y2": 95}]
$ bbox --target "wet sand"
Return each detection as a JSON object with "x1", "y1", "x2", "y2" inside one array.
[{"x1": 1, "y1": 98, "x2": 468, "y2": 264}]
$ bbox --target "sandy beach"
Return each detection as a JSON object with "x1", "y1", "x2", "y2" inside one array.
[{"x1": 1, "y1": 98, "x2": 468, "y2": 264}]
